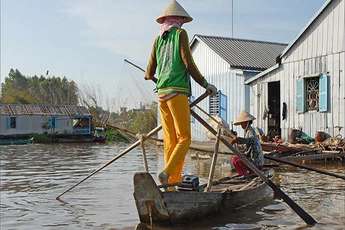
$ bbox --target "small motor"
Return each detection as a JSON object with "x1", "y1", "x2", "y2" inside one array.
[{"x1": 177, "y1": 175, "x2": 199, "y2": 191}]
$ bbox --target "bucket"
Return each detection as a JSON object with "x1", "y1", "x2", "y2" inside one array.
[{"x1": 288, "y1": 128, "x2": 300, "y2": 144}]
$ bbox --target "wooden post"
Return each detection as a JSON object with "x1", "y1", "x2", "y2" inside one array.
[
  {"x1": 206, "y1": 126, "x2": 222, "y2": 192},
  {"x1": 140, "y1": 135, "x2": 149, "y2": 172}
]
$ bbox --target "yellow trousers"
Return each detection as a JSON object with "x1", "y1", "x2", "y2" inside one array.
[{"x1": 159, "y1": 94, "x2": 191, "y2": 184}]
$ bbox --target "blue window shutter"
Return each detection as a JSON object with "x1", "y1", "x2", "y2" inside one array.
[
  {"x1": 319, "y1": 74, "x2": 328, "y2": 112},
  {"x1": 6, "y1": 117, "x2": 10, "y2": 129},
  {"x1": 219, "y1": 92, "x2": 227, "y2": 122},
  {"x1": 48, "y1": 117, "x2": 52, "y2": 128},
  {"x1": 52, "y1": 117, "x2": 56, "y2": 128},
  {"x1": 296, "y1": 79, "x2": 305, "y2": 113}
]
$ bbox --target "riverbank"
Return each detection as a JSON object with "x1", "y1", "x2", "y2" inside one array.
[{"x1": 0, "y1": 128, "x2": 131, "y2": 145}]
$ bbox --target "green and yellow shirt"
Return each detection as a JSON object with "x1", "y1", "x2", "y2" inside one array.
[{"x1": 145, "y1": 27, "x2": 208, "y2": 98}]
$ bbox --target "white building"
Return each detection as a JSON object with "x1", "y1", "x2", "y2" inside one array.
[
  {"x1": 190, "y1": 35, "x2": 287, "y2": 140},
  {"x1": 246, "y1": 0, "x2": 345, "y2": 140},
  {"x1": 0, "y1": 104, "x2": 92, "y2": 137}
]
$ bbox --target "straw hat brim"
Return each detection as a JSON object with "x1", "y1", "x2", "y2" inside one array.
[
  {"x1": 156, "y1": 15, "x2": 193, "y2": 24},
  {"x1": 233, "y1": 112, "x2": 256, "y2": 126},
  {"x1": 156, "y1": 0, "x2": 193, "y2": 24}
]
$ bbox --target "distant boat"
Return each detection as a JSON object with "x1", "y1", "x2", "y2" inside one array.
[
  {"x1": 133, "y1": 169, "x2": 274, "y2": 225},
  {"x1": 0, "y1": 137, "x2": 34, "y2": 145},
  {"x1": 93, "y1": 127, "x2": 106, "y2": 143}
]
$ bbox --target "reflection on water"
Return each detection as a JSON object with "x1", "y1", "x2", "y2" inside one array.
[{"x1": 0, "y1": 144, "x2": 344, "y2": 229}]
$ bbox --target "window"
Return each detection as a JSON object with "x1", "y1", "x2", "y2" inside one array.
[
  {"x1": 306, "y1": 77, "x2": 319, "y2": 111},
  {"x1": 209, "y1": 91, "x2": 227, "y2": 122},
  {"x1": 296, "y1": 73, "x2": 328, "y2": 113},
  {"x1": 209, "y1": 92, "x2": 220, "y2": 116},
  {"x1": 10, "y1": 117, "x2": 16, "y2": 128},
  {"x1": 48, "y1": 117, "x2": 56, "y2": 128}
]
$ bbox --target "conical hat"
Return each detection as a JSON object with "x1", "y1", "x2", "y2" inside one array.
[
  {"x1": 156, "y1": 0, "x2": 193, "y2": 24},
  {"x1": 233, "y1": 111, "x2": 256, "y2": 125}
]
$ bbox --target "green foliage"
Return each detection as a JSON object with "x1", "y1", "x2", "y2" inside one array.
[
  {"x1": 105, "y1": 128, "x2": 130, "y2": 143},
  {"x1": 1, "y1": 69, "x2": 79, "y2": 105},
  {"x1": 127, "y1": 102, "x2": 158, "y2": 134},
  {"x1": 32, "y1": 133, "x2": 53, "y2": 143}
]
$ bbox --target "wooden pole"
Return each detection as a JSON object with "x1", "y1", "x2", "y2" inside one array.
[
  {"x1": 190, "y1": 110, "x2": 317, "y2": 225},
  {"x1": 195, "y1": 104, "x2": 236, "y2": 139},
  {"x1": 139, "y1": 135, "x2": 149, "y2": 172},
  {"x1": 206, "y1": 126, "x2": 222, "y2": 192},
  {"x1": 265, "y1": 155, "x2": 345, "y2": 181}
]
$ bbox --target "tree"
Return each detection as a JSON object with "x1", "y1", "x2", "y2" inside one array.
[
  {"x1": 0, "y1": 69, "x2": 79, "y2": 105},
  {"x1": 127, "y1": 102, "x2": 157, "y2": 134}
]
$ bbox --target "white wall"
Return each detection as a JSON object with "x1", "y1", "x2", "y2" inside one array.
[
  {"x1": 190, "y1": 40, "x2": 249, "y2": 141},
  {"x1": 0, "y1": 115, "x2": 73, "y2": 136},
  {"x1": 249, "y1": 0, "x2": 345, "y2": 140}
]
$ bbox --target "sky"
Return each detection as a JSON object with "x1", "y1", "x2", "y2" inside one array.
[{"x1": 1, "y1": 0, "x2": 325, "y2": 111}]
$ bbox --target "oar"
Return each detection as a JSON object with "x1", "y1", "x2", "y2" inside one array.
[
  {"x1": 190, "y1": 110, "x2": 317, "y2": 225},
  {"x1": 124, "y1": 59, "x2": 157, "y2": 83},
  {"x1": 265, "y1": 155, "x2": 345, "y2": 181},
  {"x1": 56, "y1": 92, "x2": 209, "y2": 200}
]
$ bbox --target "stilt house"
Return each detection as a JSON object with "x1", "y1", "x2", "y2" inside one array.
[
  {"x1": 190, "y1": 35, "x2": 287, "y2": 140},
  {"x1": 246, "y1": 0, "x2": 345, "y2": 140}
]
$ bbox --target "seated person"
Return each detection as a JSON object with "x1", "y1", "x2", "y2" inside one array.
[{"x1": 230, "y1": 111, "x2": 264, "y2": 177}]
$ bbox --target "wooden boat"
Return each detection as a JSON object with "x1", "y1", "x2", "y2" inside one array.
[
  {"x1": 261, "y1": 142, "x2": 306, "y2": 154},
  {"x1": 133, "y1": 169, "x2": 274, "y2": 225}
]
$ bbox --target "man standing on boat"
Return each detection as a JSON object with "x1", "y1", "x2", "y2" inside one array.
[
  {"x1": 230, "y1": 111, "x2": 264, "y2": 177},
  {"x1": 145, "y1": 0, "x2": 217, "y2": 185}
]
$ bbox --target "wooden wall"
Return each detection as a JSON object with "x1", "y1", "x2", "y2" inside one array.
[{"x1": 249, "y1": 0, "x2": 345, "y2": 140}]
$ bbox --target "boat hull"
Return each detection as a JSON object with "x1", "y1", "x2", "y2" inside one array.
[{"x1": 133, "y1": 172, "x2": 274, "y2": 224}]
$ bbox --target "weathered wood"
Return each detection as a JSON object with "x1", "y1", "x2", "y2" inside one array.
[
  {"x1": 206, "y1": 127, "x2": 221, "y2": 192},
  {"x1": 281, "y1": 151, "x2": 345, "y2": 161},
  {"x1": 133, "y1": 172, "x2": 169, "y2": 223},
  {"x1": 238, "y1": 177, "x2": 260, "y2": 191},
  {"x1": 139, "y1": 135, "x2": 149, "y2": 172},
  {"x1": 133, "y1": 171, "x2": 274, "y2": 224},
  {"x1": 265, "y1": 155, "x2": 345, "y2": 180}
]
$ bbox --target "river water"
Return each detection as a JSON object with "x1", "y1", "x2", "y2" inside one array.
[{"x1": 0, "y1": 143, "x2": 344, "y2": 230}]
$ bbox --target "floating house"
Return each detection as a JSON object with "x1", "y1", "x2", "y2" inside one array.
[
  {"x1": 246, "y1": 0, "x2": 345, "y2": 140},
  {"x1": 189, "y1": 35, "x2": 287, "y2": 140},
  {"x1": 0, "y1": 104, "x2": 92, "y2": 137}
]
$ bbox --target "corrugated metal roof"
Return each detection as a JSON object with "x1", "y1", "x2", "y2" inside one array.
[
  {"x1": 193, "y1": 35, "x2": 287, "y2": 71},
  {"x1": 245, "y1": 0, "x2": 334, "y2": 84},
  {"x1": 0, "y1": 104, "x2": 91, "y2": 116},
  {"x1": 245, "y1": 64, "x2": 280, "y2": 85}
]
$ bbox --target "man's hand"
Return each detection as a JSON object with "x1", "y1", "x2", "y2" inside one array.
[
  {"x1": 206, "y1": 84, "x2": 217, "y2": 96},
  {"x1": 144, "y1": 74, "x2": 152, "y2": 80},
  {"x1": 230, "y1": 136, "x2": 238, "y2": 145}
]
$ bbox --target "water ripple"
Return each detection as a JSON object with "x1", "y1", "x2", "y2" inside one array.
[{"x1": 0, "y1": 144, "x2": 344, "y2": 229}]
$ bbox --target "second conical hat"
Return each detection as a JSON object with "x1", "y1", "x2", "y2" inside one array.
[
  {"x1": 233, "y1": 111, "x2": 256, "y2": 125},
  {"x1": 156, "y1": 0, "x2": 193, "y2": 24}
]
